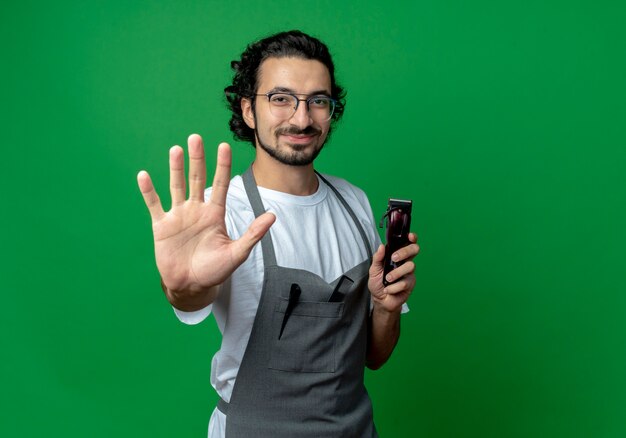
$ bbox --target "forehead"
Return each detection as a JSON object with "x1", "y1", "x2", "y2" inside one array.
[{"x1": 257, "y1": 57, "x2": 331, "y2": 94}]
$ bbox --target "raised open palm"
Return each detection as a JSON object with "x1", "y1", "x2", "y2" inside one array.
[{"x1": 137, "y1": 134, "x2": 275, "y2": 310}]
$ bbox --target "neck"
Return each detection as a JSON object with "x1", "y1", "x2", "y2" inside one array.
[{"x1": 252, "y1": 153, "x2": 319, "y2": 196}]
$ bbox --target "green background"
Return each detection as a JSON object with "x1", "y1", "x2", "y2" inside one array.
[{"x1": 2, "y1": 1, "x2": 625, "y2": 436}]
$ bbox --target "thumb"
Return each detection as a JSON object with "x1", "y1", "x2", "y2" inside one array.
[
  {"x1": 370, "y1": 244, "x2": 385, "y2": 273},
  {"x1": 231, "y1": 212, "x2": 276, "y2": 264}
]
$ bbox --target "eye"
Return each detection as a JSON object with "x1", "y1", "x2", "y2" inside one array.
[
  {"x1": 269, "y1": 94, "x2": 293, "y2": 106},
  {"x1": 309, "y1": 96, "x2": 331, "y2": 108}
]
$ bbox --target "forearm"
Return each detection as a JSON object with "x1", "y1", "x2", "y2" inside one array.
[
  {"x1": 161, "y1": 278, "x2": 220, "y2": 312},
  {"x1": 366, "y1": 303, "x2": 401, "y2": 370}
]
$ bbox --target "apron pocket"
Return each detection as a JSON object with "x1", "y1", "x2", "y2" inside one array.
[{"x1": 269, "y1": 298, "x2": 344, "y2": 373}]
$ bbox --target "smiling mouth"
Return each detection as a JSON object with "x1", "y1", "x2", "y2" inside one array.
[
  {"x1": 281, "y1": 134, "x2": 317, "y2": 145},
  {"x1": 276, "y1": 126, "x2": 321, "y2": 144}
]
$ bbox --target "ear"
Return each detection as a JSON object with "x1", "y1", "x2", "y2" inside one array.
[{"x1": 241, "y1": 98, "x2": 256, "y2": 130}]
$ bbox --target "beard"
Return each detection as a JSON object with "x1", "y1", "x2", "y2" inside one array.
[{"x1": 255, "y1": 125, "x2": 326, "y2": 166}]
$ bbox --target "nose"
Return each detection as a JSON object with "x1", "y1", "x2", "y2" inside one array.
[{"x1": 288, "y1": 99, "x2": 313, "y2": 129}]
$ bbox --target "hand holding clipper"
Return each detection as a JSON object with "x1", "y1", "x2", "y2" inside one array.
[{"x1": 379, "y1": 199, "x2": 412, "y2": 286}]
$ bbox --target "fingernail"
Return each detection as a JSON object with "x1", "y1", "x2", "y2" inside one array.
[{"x1": 392, "y1": 254, "x2": 399, "y2": 262}]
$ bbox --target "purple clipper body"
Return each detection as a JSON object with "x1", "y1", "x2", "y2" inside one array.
[{"x1": 379, "y1": 199, "x2": 412, "y2": 286}]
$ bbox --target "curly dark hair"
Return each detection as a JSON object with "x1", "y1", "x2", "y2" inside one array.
[{"x1": 224, "y1": 30, "x2": 346, "y2": 146}]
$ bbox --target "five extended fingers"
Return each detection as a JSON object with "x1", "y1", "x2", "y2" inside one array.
[
  {"x1": 139, "y1": 133, "x2": 225, "y2": 221},
  {"x1": 141, "y1": 134, "x2": 226, "y2": 210}
]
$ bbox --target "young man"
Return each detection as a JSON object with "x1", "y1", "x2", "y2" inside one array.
[{"x1": 138, "y1": 30, "x2": 419, "y2": 438}]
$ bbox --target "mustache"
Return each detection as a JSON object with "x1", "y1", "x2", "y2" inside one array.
[{"x1": 275, "y1": 126, "x2": 322, "y2": 137}]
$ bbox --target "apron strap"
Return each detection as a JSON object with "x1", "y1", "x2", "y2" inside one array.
[
  {"x1": 242, "y1": 166, "x2": 278, "y2": 267},
  {"x1": 217, "y1": 397, "x2": 229, "y2": 415},
  {"x1": 315, "y1": 171, "x2": 374, "y2": 260}
]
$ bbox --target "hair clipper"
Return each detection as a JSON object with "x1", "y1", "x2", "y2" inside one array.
[{"x1": 379, "y1": 199, "x2": 412, "y2": 286}]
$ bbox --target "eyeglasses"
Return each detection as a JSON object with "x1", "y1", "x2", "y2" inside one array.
[{"x1": 254, "y1": 92, "x2": 337, "y2": 122}]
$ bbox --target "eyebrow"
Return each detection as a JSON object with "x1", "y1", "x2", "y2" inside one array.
[{"x1": 266, "y1": 86, "x2": 332, "y2": 96}]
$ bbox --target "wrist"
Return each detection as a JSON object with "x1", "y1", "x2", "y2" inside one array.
[
  {"x1": 372, "y1": 300, "x2": 402, "y2": 319},
  {"x1": 161, "y1": 278, "x2": 219, "y2": 311}
]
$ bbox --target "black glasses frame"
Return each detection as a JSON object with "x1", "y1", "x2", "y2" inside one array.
[{"x1": 253, "y1": 92, "x2": 338, "y2": 121}]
